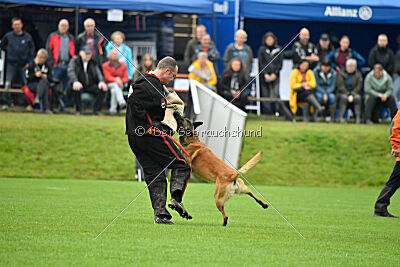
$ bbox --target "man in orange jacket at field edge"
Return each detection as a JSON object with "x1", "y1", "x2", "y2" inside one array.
[{"x1": 374, "y1": 108, "x2": 400, "y2": 218}]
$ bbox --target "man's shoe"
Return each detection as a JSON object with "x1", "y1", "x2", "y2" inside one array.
[
  {"x1": 154, "y1": 216, "x2": 175, "y2": 225},
  {"x1": 168, "y1": 199, "x2": 192, "y2": 220},
  {"x1": 374, "y1": 211, "x2": 399, "y2": 218}
]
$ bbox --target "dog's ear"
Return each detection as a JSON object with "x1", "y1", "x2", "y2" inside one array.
[
  {"x1": 173, "y1": 111, "x2": 184, "y2": 128},
  {"x1": 193, "y1": 121, "x2": 203, "y2": 129}
]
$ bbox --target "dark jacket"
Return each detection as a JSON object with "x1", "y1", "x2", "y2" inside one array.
[
  {"x1": 126, "y1": 73, "x2": 168, "y2": 135},
  {"x1": 46, "y1": 31, "x2": 75, "y2": 67},
  {"x1": 0, "y1": 31, "x2": 35, "y2": 66},
  {"x1": 291, "y1": 41, "x2": 318, "y2": 69},
  {"x1": 184, "y1": 38, "x2": 215, "y2": 64},
  {"x1": 26, "y1": 61, "x2": 53, "y2": 84},
  {"x1": 67, "y1": 56, "x2": 104, "y2": 89},
  {"x1": 193, "y1": 44, "x2": 220, "y2": 64},
  {"x1": 326, "y1": 48, "x2": 366, "y2": 69},
  {"x1": 223, "y1": 43, "x2": 253, "y2": 74},
  {"x1": 218, "y1": 70, "x2": 249, "y2": 101},
  {"x1": 336, "y1": 69, "x2": 363, "y2": 96},
  {"x1": 75, "y1": 31, "x2": 106, "y2": 65},
  {"x1": 257, "y1": 32, "x2": 283, "y2": 77},
  {"x1": 395, "y1": 49, "x2": 400, "y2": 76},
  {"x1": 368, "y1": 44, "x2": 395, "y2": 75},
  {"x1": 316, "y1": 43, "x2": 334, "y2": 61}
]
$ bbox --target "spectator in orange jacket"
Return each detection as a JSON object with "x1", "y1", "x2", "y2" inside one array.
[
  {"x1": 103, "y1": 49, "x2": 129, "y2": 115},
  {"x1": 374, "y1": 108, "x2": 400, "y2": 218}
]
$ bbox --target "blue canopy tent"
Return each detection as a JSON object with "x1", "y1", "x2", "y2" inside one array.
[
  {"x1": 1, "y1": 0, "x2": 213, "y2": 14},
  {"x1": 241, "y1": 0, "x2": 400, "y2": 24},
  {"x1": 241, "y1": 0, "x2": 400, "y2": 65}
]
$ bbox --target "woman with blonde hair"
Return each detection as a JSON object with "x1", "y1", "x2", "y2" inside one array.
[
  {"x1": 134, "y1": 54, "x2": 156, "y2": 81},
  {"x1": 188, "y1": 52, "x2": 217, "y2": 91},
  {"x1": 105, "y1": 31, "x2": 134, "y2": 81},
  {"x1": 25, "y1": 48, "x2": 53, "y2": 114}
]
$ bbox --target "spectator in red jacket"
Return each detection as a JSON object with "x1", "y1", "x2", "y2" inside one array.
[
  {"x1": 103, "y1": 49, "x2": 129, "y2": 115},
  {"x1": 46, "y1": 19, "x2": 75, "y2": 91}
]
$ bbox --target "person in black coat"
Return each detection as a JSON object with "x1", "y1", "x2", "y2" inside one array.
[
  {"x1": 126, "y1": 56, "x2": 192, "y2": 224},
  {"x1": 218, "y1": 57, "x2": 249, "y2": 111},
  {"x1": 26, "y1": 49, "x2": 53, "y2": 114},
  {"x1": 67, "y1": 46, "x2": 107, "y2": 115},
  {"x1": 368, "y1": 34, "x2": 395, "y2": 76},
  {"x1": 257, "y1": 32, "x2": 294, "y2": 120}
]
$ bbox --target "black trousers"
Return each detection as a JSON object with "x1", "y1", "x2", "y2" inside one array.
[
  {"x1": 72, "y1": 84, "x2": 105, "y2": 113},
  {"x1": 375, "y1": 161, "x2": 400, "y2": 213},
  {"x1": 28, "y1": 78, "x2": 49, "y2": 110},
  {"x1": 365, "y1": 95, "x2": 397, "y2": 122},
  {"x1": 128, "y1": 134, "x2": 192, "y2": 219}
]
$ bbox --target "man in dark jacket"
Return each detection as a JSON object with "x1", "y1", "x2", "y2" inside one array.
[
  {"x1": 368, "y1": 34, "x2": 395, "y2": 76},
  {"x1": 317, "y1": 33, "x2": 334, "y2": 61},
  {"x1": 75, "y1": 18, "x2": 106, "y2": 66},
  {"x1": 126, "y1": 56, "x2": 192, "y2": 224},
  {"x1": 67, "y1": 46, "x2": 107, "y2": 115},
  {"x1": 258, "y1": 32, "x2": 293, "y2": 120},
  {"x1": 291, "y1": 28, "x2": 319, "y2": 69},
  {"x1": 0, "y1": 17, "x2": 35, "y2": 109}
]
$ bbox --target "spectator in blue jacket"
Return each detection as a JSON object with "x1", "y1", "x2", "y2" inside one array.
[
  {"x1": 0, "y1": 17, "x2": 35, "y2": 110},
  {"x1": 326, "y1": 35, "x2": 365, "y2": 72},
  {"x1": 105, "y1": 31, "x2": 134, "y2": 81},
  {"x1": 313, "y1": 58, "x2": 337, "y2": 122}
]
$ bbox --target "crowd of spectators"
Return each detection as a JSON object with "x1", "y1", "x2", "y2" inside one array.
[{"x1": 1, "y1": 17, "x2": 400, "y2": 124}]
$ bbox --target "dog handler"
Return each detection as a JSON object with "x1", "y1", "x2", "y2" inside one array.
[
  {"x1": 126, "y1": 56, "x2": 192, "y2": 224},
  {"x1": 374, "y1": 108, "x2": 400, "y2": 218}
]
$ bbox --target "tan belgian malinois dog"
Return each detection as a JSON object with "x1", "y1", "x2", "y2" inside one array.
[{"x1": 174, "y1": 114, "x2": 268, "y2": 226}]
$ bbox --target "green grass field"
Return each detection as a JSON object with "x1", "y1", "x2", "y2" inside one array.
[
  {"x1": 1, "y1": 178, "x2": 399, "y2": 266},
  {"x1": 1, "y1": 112, "x2": 400, "y2": 265},
  {"x1": 0, "y1": 112, "x2": 396, "y2": 187}
]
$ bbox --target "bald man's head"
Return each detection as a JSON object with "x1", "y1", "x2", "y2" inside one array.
[
  {"x1": 299, "y1": 28, "x2": 310, "y2": 44},
  {"x1": 58, "y1": 19, "x2": 69, "y2": 34}
]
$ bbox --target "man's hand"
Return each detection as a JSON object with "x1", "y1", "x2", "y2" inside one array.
[
  {"x1": 323, "y1": 94, "x2": 328, "y2": 104},
  {"x1": 231, "y1": 90, "x2": 240, "y2": 99},
  {"x1": 309, "y1": 54, "x2": 319, "y2": 62},
  {"x1": 73, "y1": 81, "x2": 83, "y2": 91},
  {"x1": 23, "y1": 64, "x2": 29, "y2": 70},
  {"x1": 264, "y1": 73, "x2": 271, "y2": 81},
  {"x1": 381, "y1": 94, "x2": 387, "y2": 102},
  {"x1": 336, "y1": 66, "x2": 341, "y2": 73},
  {"x1": 392, "y1": 148, "x2": 400, "y2": 157},
  {"x1": 98, "y1": 82, "x2": 108, "y2": 91},
  {"x1": 115, "y1": 77, "x2": 123, "y2": 88},
  {"x1": 35, "y1": 71, "x2": 42, "y2": 78},
  {"x1": 348, "y1": 95, "x2": 354, "y2": 103},
  {"x1": 42, "y1": 73, "x2": 47, "y2": 79},
  {"x1": 270, "y1": 73, "x2": 277, "y2": 81}
]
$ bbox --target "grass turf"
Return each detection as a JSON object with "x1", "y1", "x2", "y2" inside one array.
[
  {"x1": 1, "y1": 178, "x2": 399, "y2": 266},
  {"x1": 0, "y1": 112, "x2": 396, "y2": 187}
]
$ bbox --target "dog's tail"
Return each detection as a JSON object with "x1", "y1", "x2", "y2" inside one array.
[{"x1": 232, "y1": 151, "x2": 263, "y2": 180}]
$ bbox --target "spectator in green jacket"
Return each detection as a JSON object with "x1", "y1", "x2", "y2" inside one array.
[{"x1": 364, "y1": 63, "x2": 397, "y2": 124}]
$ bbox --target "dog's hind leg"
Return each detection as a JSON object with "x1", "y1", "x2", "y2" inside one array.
[
  {"x1": 215, "y1": 184, "x2": 230, "y2": 226},
  {"x1": 215, "y1": 199, "x2": 228, "y2": 226},
  {"x1": 235, "y1": 178, "x2": 269, "y2": 209}
]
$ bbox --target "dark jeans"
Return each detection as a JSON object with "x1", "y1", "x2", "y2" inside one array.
[
  {"x1": 128, "y1": 134, "x2": 192, "y2": 219},
  {"x1": 72, "y1": 84, "x2": 105, "y2": 113},
  {"x1": 28, "y1": 78, "x2": 49, "y2": 110},
  {"x1": 52, "y1": 64, "x2": 69, "y2": 91},
  {"x1": 2, "y1": 62, "x2": 27, "y2": 105},
  {"x1": 338, "y1": 94, "x2": 361, "y2": 120},
  {"x1": 261, "y1": 79, "x2": 293, "y2": 119},
  {"x1": 375, "y1": 161, "x2": 400, "y2": 213},
  {"x1": 365, "y1": 95, "x2": 397, "y2": 122}
]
